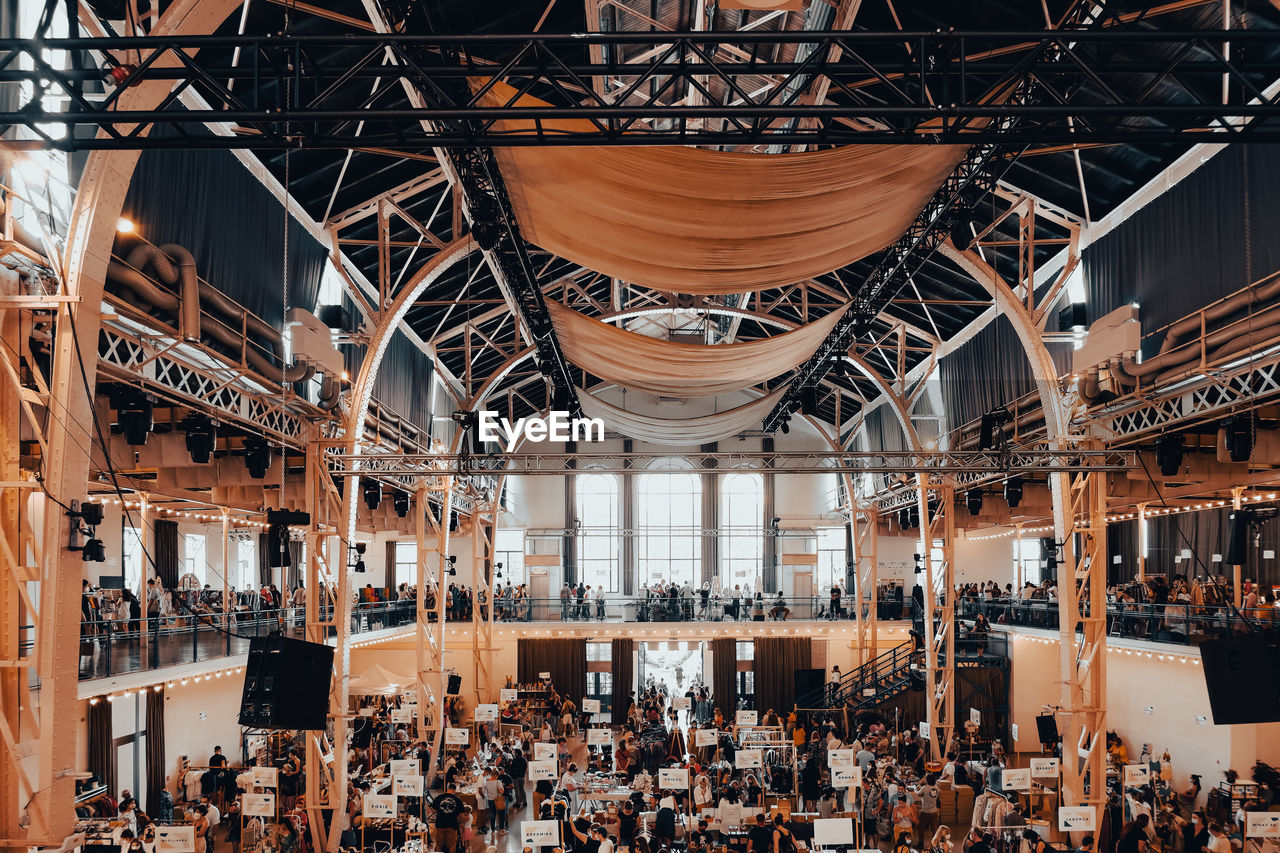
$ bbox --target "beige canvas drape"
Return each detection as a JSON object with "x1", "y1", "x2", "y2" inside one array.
[
  {"x1": 579, "y1": 388, "x2": 787, "y2": 445},
  {"x1": 548, "y1": 300, "x2": 847, "y2": 397},
  {"x1": 477, "y1": 82, "x2": 967, "y2": 294}
]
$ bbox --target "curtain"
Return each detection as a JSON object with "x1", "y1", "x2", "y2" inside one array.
[
  {"x1": 1107, "y1": 519, "x2": 1140, "y2": 584},
  {"x1": 345, "y1": 327, "x2": 437, "y2": 436},
  {"x1": 121, "y1": 129, "x2": 327, "y2": 330},
  {"x1": 753, "y1": 637, "x2": 811, "y2": 717},
  {"x1": 549, "y1": 300, "x2": 848, "y2": 397},
  {"x1": 145, "y1": 687, "x2": 165, "y2": 816},
  {"x1": 517, "y1": 639, "x2": 587, "y2": 704},
  {"x1": 711, "y1": 638, "x2": 739, "y2": 718},
  {"x1": 1082, "y1": 145, "x2": 1280, "y2": 346},
  {"x1": 579, "y1": 389, "x2": 787, "y2": 445},
  {"x1": 481, "y1": 83, "x2": 967, "y2": 295},
  {"x1": 153, "y1": 519, "x2": 179, "y2": 589},
  {"x1": 1148, "y1": 510, "x2": 1229, "y2": 581},
  {"x1": 258, "y1": 534, "x2": 273, "y2": 587},
  {"x1": 287, "y1": 540, "x2": 304, "y2": 590},
  {"x1": 611, "y1": 638, "x2": 634, "y2": 725},
  {"x1": 88, "y1": 698, "x2": 116, "y2": 797}
]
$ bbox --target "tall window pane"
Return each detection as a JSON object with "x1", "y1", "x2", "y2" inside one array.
[
  {"x1": 183, "y1": 534, "x2": 207, "y2": 586},
  {"x1": 721, "y1": 472, "x2": 763, "y2": 590},
  {"x1": 577, "y1": 474, "x2": 621, "y2": 593},
  {"x1": 816, "y1": 527, "x2": 846, "y2": 591},
  {"x1": 123, "y1": 527, "x2": 143, "y2": 593},
  {"x1": 638, "y1": 463, "x2": 701, "y2": 587},
  {"x1": 495, "y1": 528, "x2": 526, "y2": 587}
]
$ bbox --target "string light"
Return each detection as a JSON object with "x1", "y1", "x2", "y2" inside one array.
[
  {"x1": 88, "y1": 666, "x2": 248, "y2": 704},
  {"x1": 970, "y1": 493, "x2": 1280, "y2": 539}
]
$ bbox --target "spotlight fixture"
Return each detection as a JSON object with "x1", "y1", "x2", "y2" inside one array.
[
  {"x1": 362, "y1": 479, "x2": 382, "y2": 511},
  {"x1": 470, "y1": 217, "x2": 503, "y2": 251},
  {"x1": 908, "y1": 505, "x2": 920, "y2": 529},
  {"x1": 1004, "y1": 476, "x2": 1024, "y2": 509},
  {"x1": 448, "y1": 555, "x2": 458, "y2": 577},
  {"x1": 115, "y1": 389, "x2": 154, "y2": 446},
  {"x1": 780, "y1": 417, "x2": 790, "y2": 435},
  {"x1": 1155, "y1": 433, "x2": 1184, "y2": 477},
  {"x1": 393, "y1": 490, "x2": 410, "y2": 518},
  {"x1": 1223, "y1": 416, "x2": 1253, "y2": 463},
  {"x1": 182, "y1": 413, "x2": 217, "y2": 464},
  {"x1": 966, "y1": 489, "x2": 983, "y2": 516},
  {"x1": 80, "y1": 501, "x2": 105, "y2": 527},
  {"x1": 552, "y1": 385, "x2": 572, "y2": 414},
  {"x1": 1040, "y1": 537, "x2": 1059, "y2": 573},
  {"x1": 898, "y1": 507, "x2": 911, "y2": 530},
  {"x1": 81, "y1": 537, "x2": 106, "y2": 562},
  {"x1": 244, "y1": 436, "x2": 272, "y2": 479},
  {"x1": 352, "y1": 542, "x2": 367, "y2": 574},
  {"x1": 948, "y1": 215, "x2": 979, "y2": 252},
  {"x1": 495, "y1": 561, "x2": 503, "y2": 579}
]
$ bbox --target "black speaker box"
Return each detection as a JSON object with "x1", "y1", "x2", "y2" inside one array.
[
  {"x1": 794, "y1": 668, "x2": 824, "y2": 703},
  {"x1": 447, "y1": 673, "x2": 462, "y2": 695},
  {"x1": 238, "y1": 635, "x2": 334, "y2": 730},
  {"x1": 1199, "y1": 631, "x2": 1280, "y2": 725},
  {"x1": 1035, "y1": 713, "x2": 1060, "y2": 744},
  {"x1": 266, "y1": 524, "x2": 291, "y2": 569},
  {"x1": 1226, "y1": 510, "x2": 1252, "y2": 566}
]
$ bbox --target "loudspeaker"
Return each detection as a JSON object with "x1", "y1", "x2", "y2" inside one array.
[
  {"x1": 1199, "y1": 631, "x2": 1280, "y2": 725},
  {"x1": 1058, "y1": 303, "x2": 1087, "y2": 333},
  {"x1": 1035, "y1": 713, "x2": 1060, "y2": 745},
  {"x1": 1227, "y1": 510, "x2": 1253, "y2": 566},
  {"x1": 267, "y1": 524, "x2": 291, "y2": 568},
  {"x1": 447, "y1": 673, "x2": 462, "y2": 695},
  {"x1": 794, "y1": 668, "x2": 824, "y2": 703},
  {"x1": 238, "y1": 636, "x2": 334, "y2": 730}
]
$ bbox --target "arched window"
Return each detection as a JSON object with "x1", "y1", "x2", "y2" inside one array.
[
  {"x1": 721, "y1": 472, "x2": 763, "y2": 589},
  {"x1": 638, "y1": 461, "x2": 701, "y2": 587},
  {"x1": 576, "y1": 473, "x2": 621, "y2": 592}
]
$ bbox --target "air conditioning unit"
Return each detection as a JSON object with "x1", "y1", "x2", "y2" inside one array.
[
  {"x1": 1072, "y1": 303, "x2": 1140, "y2": 374},
  {"x1": 286, "y1": 307, "x2": 343, "y2": 376}
]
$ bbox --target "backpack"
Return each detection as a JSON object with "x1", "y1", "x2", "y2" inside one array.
[{"x1": 777, "y1": 828, "x2": 795, "y2": 853}]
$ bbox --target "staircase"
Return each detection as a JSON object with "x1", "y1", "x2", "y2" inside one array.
[{"x1": 796, "y1": 642, "x2": 922, "y2": 712}]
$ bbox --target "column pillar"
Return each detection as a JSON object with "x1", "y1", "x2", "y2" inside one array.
[
  {"x1": 701, "y1": 443, "x2": 718, "y2": 586},
  {"x1": 621, "y1": 440, "x2": 636, "y2": 596},
  {"x1": 762, "y1": 437, "x2": 777, "y2": 592}
]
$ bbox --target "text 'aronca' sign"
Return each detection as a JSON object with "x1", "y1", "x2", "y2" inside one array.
[{"x1": 477, "y1": 411, "x2": 604, "y2": 452}]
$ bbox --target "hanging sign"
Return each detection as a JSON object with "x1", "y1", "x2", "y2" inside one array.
[
  {"x1": 1123, "y1": 764, "x2": 1150, "y2": 787},
  {"x1": 445, "y1": 728, "x2": 469, "y2": 746},
  {"x1": 1058, "y1": 806, "x2": 1096, "y2": 832},
  {"x1": 828, "y1": 749, "x2": 856, "y2": 767},
  {"x1": 534, "y1": 742, "x2": 556, "y2": 761},
  {"x1": 539, "y1": 671, "x2": 552, "y2": 680},
  {"x1": 242, "y1": 792, "x2": 276, "y2": 817},
  {"x1": 695, "y1": 729, "x2": 718, "y2": 747},
  {"x1": 522, "y1": 821, "x2": 562, "y2": 847},
  {"x1": 671, "y1": 696, "x2": 691, "y2": 711},
  {"x1": 736, "y1": 710, "x2": 758, "y2": 726},
  {"x1": 389, "y1": 759, "x2": 420, "y2": 777},
  {"x1": 970, "y1": 708, "x2": 981, "y2": 725},
  {"x1": 588, "y1": 728, "x2": 612, "y2": 746},
  {"x1": 529, "y1": 760, "x2": 557, "y2": 782},
  {"x1": 582, "y1": 699, "x2": 601, "y2": 714},
  {"x1": 738, "y1": 749, "x2": 763, "y2": 768},
  {"x1": 659, "y1": 768, "x2": 690, "y2": 789},
  {"x1": 155, "y1": 826, "x2": 196, "y2": 853},
  {"x1": 393, "y1": 775, "x2": 424, "y2": 797},
  {"x1": 250, "y1": 767, "x2": 278, "y2": 789},
  {"x1": 1002, "y1": 769, "x2": 1032, "y2": 792},
  {"x1": 475, "y1": 704, "x2": 499, "y2": 722},
  {"x1": 500, "y1": 688, "x2": 519, "y2": 703},
  {"x1": 1246, "y1": 813, "x2": 1280, "y2": 838},
  {"x1": 363, "y1": 794, "x2": 397, "y2": 819},
  {"x1": 918, "y1": 721, "x2": 930, "y2": 740},
  {"x1": 832, "y1": 766, "x2": 862, "y2": 789},
  {"x1": 390, "y1": 708, "x2": 413, "y2": 725},
  {"x1": 1030, "y1": 757, "x2": 1060, "y2": 778}
]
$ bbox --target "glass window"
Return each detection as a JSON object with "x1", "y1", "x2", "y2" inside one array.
[
  {"x1": 1014, "y1": 538, "x2": 1042, "y2": 587},
  {"x1": 576, "y1": 474, "x2": 621, "y2": 593},
  {"x1": 720, "y1": 472, "x2": 762, "y2": 589},
  {"x1": 495, "y1": 528, "x2": 526, "y2": 587},
  {"x1": 123, "y1": 527, "x2": 143, "y2": 593},
  {"x1": 394, "y1": 542, "x2": 418, "y2": 588},
  {"x1": 638, "y1": 462, "x2": 701, "y2": 587},
  {"x1": 586, "y1": 642, "x2": 612, "y2": 662},
  {"x1": 816, "y1": 527, "x2": 846, "y2": 591},
  {"x1": 586, "y1": 672, "x2": 613, "y2": 713},
  {"x1": 183, "y1": 534, "x2": 207, "y2": 586},
  {"x1": 236, "y1": 538, "x2": 256, "y2": 590}
]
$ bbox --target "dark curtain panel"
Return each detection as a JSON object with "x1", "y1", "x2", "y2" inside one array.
[
  {"x1": 1148, "y1": 509, "x2": 1229, "y2": 581},
  {"x1": 145, "y1": 688, "x2": 165, "y2": 816},
  {"x1": 753, "y1": 637, "x2": 812, "y2": 717},
  {"x1": 120, "y1": 136, "x2": 326, "y2": 330},
  {"x1": 1107, "y1": 520, "x2": 1140, "y2": 583},
  {"x1": 258, "y1": 534, "x2": 273, "y2": 587},
  {"x1": 1082, "y1": 145, "x2": 1280, "y2": 345},
  {"x1": 344, "y1": 323, "x2": 437, "y2": 436},
  {"x1": 153, "y1": 519, "x2": 179, "y2": 589},
  {"x1": 88, "y1": 699, "x2": 116, "y2": 797},
  {"x1": 939, "y1": 314, "x2": 1073, "y2": 435},
  {"x1": 711, "y1": 638, "x2": 738, "y2": 718},
  {"x1": 517, "y1": 639, "x2": 587, "y2": 704},
  {"x1": 611, "y1": 639, "x2": 634, "y2": 724},
  {"x1": 287, "y1": 540, "x2": 304, "y2": 590},
  {"x1": 386, "y1": 540, "x2": 398, "y2": 591}
]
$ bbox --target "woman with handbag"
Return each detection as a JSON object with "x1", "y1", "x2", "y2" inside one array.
[{"x1": 483, "y1": 768, "x2": 508, "y2": 835}]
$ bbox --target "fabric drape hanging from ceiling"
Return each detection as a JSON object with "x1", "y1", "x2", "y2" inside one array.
[
  {"x1": 579, "y1": 389, "x2": 787, "y2": 445},
  {"x1": 344, "y1": 320, "x2": 437, "y2": 437},
  {"x1": 145, "y1": 687, "x2": 166, "y2": 817},
  {"x1": 611, "y1": 638, "x2": 634, "y2": 724},
  {"x1": 753, "y1": 637, "x2": 811, "y2": 716},
  {"x1": 549, "y1": 300, "x2": 848, "y2": 397},
  {"x1": 517, "y1": 639, "x2": 587, "y2": 704},
  {"x1": 711, "y1": 638, "x2": 739, "y2": 716},
  {"x1": 478, "y1": 83, "x2": 967, "y2": 295},
  {"x1": 258, "y1": 534, "x2": 273, "y2": 587},
  {"x1": 153, "y1": 519, "x2": 179, "y2": 590},
  {"x1": 1106, "y1": 519, "x2": 1140, "y2": 583},
  {"x1": 88, "y1": 699, "x2": 116, "y2": 798}
]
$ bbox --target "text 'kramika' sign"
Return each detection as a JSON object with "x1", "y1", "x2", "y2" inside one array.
[
  {"x1": 738, "y1": 749, "x2": 763, "y2": 768},
  {"x1": 695, "y1": 728, "x2": 718, "y2": 747},
  {"x1": 582, "y1": 698, "x2": 601, "y2": 714},
  {"x1": 364, "y1": 794, "x2": 397, "y2": 819},
  {"x1": 1030, "y1": 757, "x2": 1060, "y2": 778},
  {"x1": 1058, "y1": 806, "x2": 1096, "y2": 832},
  {"x1": 445, "y1": 727, "x2": 469, "y2": 746},
  {"x1": 529, "y1": 760, "x2": 557, "y2": 782},
  {"x1": 1123, "y1": 764, "x2": 1150, "y2": 787},
  {"x1": 1002, "y1": 769, "x2": 1032, "y2": 792},
  {"x1": 660, "y1": 768, "x2": 690, "y2": 789},
  {"x1": 587, "y1": 728, "x2": 612, "y2": 746},
  {"x1": 475, "y1": 703, "x2": 499, "y2": 722},
  {"x1": 736, "y1": 710, "x2": 758, "y2": 726},
  {"x1": 242, "y1": 792, "x2": 276, "y2": 817},
  {"x1": 154, "y1": 826, "x2": 196, "y2": 853},
  {"x1": 832, "y1": 766, "x2": 862, "y2": 789},
  {"x1": 523, "y1": 821, "x2": 562, "y2": 847}
]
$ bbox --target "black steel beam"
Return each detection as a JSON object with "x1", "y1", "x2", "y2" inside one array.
[{"x1": 5, "y1": 29, "x2": 1280, "y2": 149}]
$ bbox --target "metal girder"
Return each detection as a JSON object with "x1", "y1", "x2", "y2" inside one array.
[
  {"x1": 917, "y1": 481, "x2": 955, "y2": 762},
  {"x1": 12, "y1": 30, "x2": 1280, "y2": 148},
  {"x1": 327, "y1": 449, "x2": 1135, "y2": 477},
  {"x1": 851, "y1": 505, "x2": 879, "y2": 668}
]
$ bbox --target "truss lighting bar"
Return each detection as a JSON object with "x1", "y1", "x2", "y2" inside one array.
[
  {"x1": 326, "y1": 449, "x2": 1135, "y2": 477},
  {"x1": 6, "y1": 30, "x2": 1280, "y2": 149}
]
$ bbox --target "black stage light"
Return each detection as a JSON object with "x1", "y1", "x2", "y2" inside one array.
[
  {"x1": 244, "y1": 437, "x2": 272, "y2": 480},
  {"x1": 81, "y1": 537, "x2": 105, "y2": 562},
  {"x1": 898, "y1": 507, "x2": 911, "y2": 530},
  {"x1": 949, "y1": 217, "x2": 977, "y2": 252},
  {"x1": 978, "y1": 408, "x2": 1009, "y2": 452},
  {"x1": 267, "y1": 524, "x2": 291, "y2": 567},
  {"x1": 1041, "y1": 537, "x2": 1058, "y2": 572},
  {"x1": 496, "y1": 562, "x2": 504, "y2": 579},
  {"x1": 909, "y1": 505, "x2": 920, "y2": 529},
  {"x1": 780, "y1": 417, "x2": 790, "y2": 435},
  {"x1": 1155, "y1": 433, "x2": 1184, "y2": 477},
  {"x1": 393, "y1": 490, "x2": 410, "y2": 518},
  {"x1": 117, "y1": 389, "x2": 154, "y2": 446},
  {"x1": 182, "y1": 413, "x2": 217, "y2": 464},
  {"x1": 471, "y1": 217, "x2": 503, "y2": 251},
  {"x1": 966, "y1": 489, "x2": 983, "y2": 516},
  {"x1": 1223, "y1": 416, "x2": 1253, "y2": 463},
  {"x1": 800, "y1": 387, "x2": 819, "y2": 417},
  {"x1": 80, "y1": 501, "x2": 105, "y2": 527},
  {"x1": 363, "y1": 479, "x2": 382, "y2": 511},
  {"x1": 1004, "y1": 476, "x2": 1024, "y2": 509},
  {"x1": 1058, "y1": 303, "x2": 1087, "y2": 333}
]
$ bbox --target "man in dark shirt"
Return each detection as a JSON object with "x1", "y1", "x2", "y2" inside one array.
[
  {"x1": 688, "y1": 819, "x2": 711, "y2": 852},
  {"x1": 534, "y1": 774, "x2": 555, "y2": 820},
  {"x1": 208, "y1": 746, "x2": 227, "y2": 768},
  {"x1": 509, "y1": 749, "x2": 528, "y2": 808},
  {"x1": 749, "y1": 813, "x2": 775, "y2": 853},
  {"x1": 432, "y1": 783, "x2": 465, "y2": 853}
]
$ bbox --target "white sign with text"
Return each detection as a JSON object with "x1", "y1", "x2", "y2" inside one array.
[
  {"x1": 736, "y1": 710, "x2": 758, "y2": 726},
  {"x1": 445, "y1": 728, "x2": 469, "y2": 746},
  {"x1": 475, "y1": 704, "x2": 499, "y2": 722},
  {"x1": 695, "y1": 728, "x2": 718, "y2": 747},
  {"x1": 393, "y1": 775, "x2": 424, "y2": 797},
  {"x1": 1002, "y1": 769, "x2": 1032, "y2": 792},
  {"x1": 582, "y1": 699, "x2": 601, "y2": 714},
  {"x1": 659, "y1": 768, "x2": 690, "y2": 789},
  {"x1": 1030, "y1": 757, "x2": 1060, "y2": 778},
  {"x1": 242, "y1": 792, "x2": 276, "y2": 817},
  {"x1": 1058, "y1": 806, "x2": 1096, "y2": 832},
  {"x1": 522, "y1": 821, "x2": 562, "y2": 847},
  {"x1": 738, "y1": 749, "x2": 763, "y2": 768},
  {"x1": 587, "y1": 728, "x2": 612, "y2": 747}
]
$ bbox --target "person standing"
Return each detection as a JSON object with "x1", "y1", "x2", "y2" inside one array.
[{"x1": 431, "y1": 783, "x2": 465, "y2": 853}]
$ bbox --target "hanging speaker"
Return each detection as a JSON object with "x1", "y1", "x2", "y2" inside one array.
[
  {"x1": 1227, "y1": 510, "x2": 1253, "y2": 565},
  {"x1": 800, "y1": 387, "x2": 819, "y2": 416},
  {"x1": 238, "y1": 636, "x2": 334, "y2": 730},
  {"x1": 447, "y1": 673, "x2": 462, "y2": 695},
  {"x1": 1199, "y1": 631, "x2": 1280, "y2": 724},
  {"x1": 1035, "y1": 713, "x2": 1060, "y2": 745}
]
